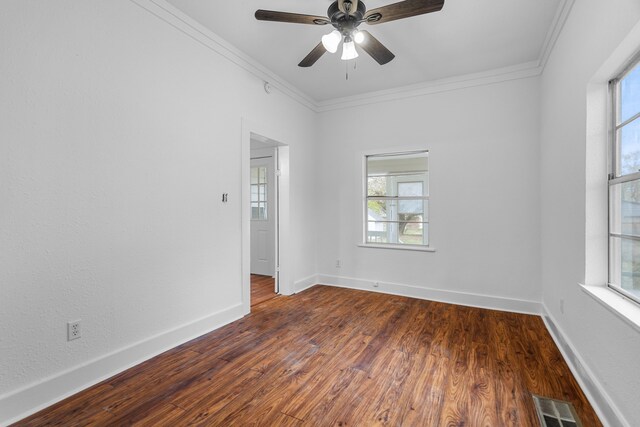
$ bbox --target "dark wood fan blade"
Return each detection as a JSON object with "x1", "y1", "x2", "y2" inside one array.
[
  {"x1": 255, "y1": 10, "x2": 330, "y2": 25},
  {"x1": 298, "y1": 42, "x2": 327, "y2": 67},
  {"x1": 364, "y1": 0, "x2": 444, "y2": 25},
  {"x1": 358, "y1": 31, "x2": 395, "y2": 65}
]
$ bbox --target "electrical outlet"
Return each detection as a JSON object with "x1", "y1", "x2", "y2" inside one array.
[
  {"x1": 373, "y1": 281, "x2": 380, "y2": 288},
  {"x1": 336, "y1": 260, "x2": 341, "y2": 268},
  {"x1": 560, "y1": 299, "x2": 565, "y2": 315},
  {"x1": 67, "y1": 320, "x2": 81, "y2": 341}
]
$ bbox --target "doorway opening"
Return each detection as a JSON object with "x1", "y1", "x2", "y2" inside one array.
[
  {"x1": 245, "y1": 131, "x2": 289, "y2": 310},
  {"x1": 250, "y1": 140, "x2": 278, "y2": 307}
]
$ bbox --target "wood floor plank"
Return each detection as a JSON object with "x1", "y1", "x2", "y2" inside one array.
[
  {"x1": 14, "y1": 384, "x2": 116, "y2": 427},
  {"x1": 251, "y1": 274, "x2": 277, "y2": 307},
  {"x1": 13, "y1": 285, "x2": 602, "y2": 427},
  {"x1": 187, "y1": 344, "x2": 323, "y2": 424}
]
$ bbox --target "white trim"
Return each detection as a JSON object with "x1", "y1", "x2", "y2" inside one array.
[
  {"x1": 542, "y1": 306, "x2": 631, "y2": 427},
  {"x1": 580, "y1": 284, "x2": 640, "y2": 333},
  {"x1": 537, "y1": 0, "x2": 576, "y2": 69},
  {"x1": 315, "y1": 62, "x2": 542, "y2": 112},
  {"x1": 128, "y1": 0, "x2": 316, "y2": 111},
  {"x1": 357, "y1": 243, "x2": 436, "y2": 252},
  {"x1": 0, "y1": 303, "x2": 245, "y2": 427},
  {"x1": 293, "y1": 274, "x2": 319, "y2": 294},
  {"x1": 317, "y1": 274, "x2": 542, "y2": 315}
]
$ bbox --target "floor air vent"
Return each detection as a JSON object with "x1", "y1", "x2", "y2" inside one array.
[{"x1": 532, "y1": 394, "x2": 583, "y2": 427}]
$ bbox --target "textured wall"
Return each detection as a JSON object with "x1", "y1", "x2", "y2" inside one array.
[{"x1": 0, "y1": 0, "x2": 317, "y2": 410}]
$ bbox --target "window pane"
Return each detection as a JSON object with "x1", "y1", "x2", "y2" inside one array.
[
  {"x1": 610, "y1": 179, "x2": 640, "y2": 235},
  {"x1": 367, "y1": 199, "x2": 390, "y2": 220},
  {"x1": 620, "y1": 63, "x2": 640, "y2": 124},
  {"x1": 398, "y1": 182, "x2": 423, "y2": 197},
  {"x1": 258, "y1": 166, "x2": 267, "y2": 184},
  {"x1": 398, "y1": 199, "x2": 426, "y2": 215},
  {"x1": 251, "y1": 167, "x2": 258, "y2": 184},
  {"x1": 367, "y1": 176, "x2": 388, "y2": 197},
  {"x1": 367, "y1": 199, "x2": 427, "y2": 220},
  {"x1": 619, "y1": 118, "x2": 640, "y2": 175},
  {"x1": 367, "y1": 221, "x2": 427, "y2": 245},
  {"x1": 367, "y1": 173, "x2": 428, "y2": 197},
  {"x1": 367, "y1": 221, "x2": 392, "y2": 243},
  {"x1": 610, "y1": 236, "x2": 640, "y2": 299},
  {"x1": 259, "y1": 185, "x2": 266, "y2": 201},
  {"x1": 400, "y1": 221, "x2": 426, "y2": 245},
  {"x1": 367, "y1": 152, "x2": 428, "y2": 175},
  {"x1": 251, "y1": 185, "x2": 258, "y2": 202}
]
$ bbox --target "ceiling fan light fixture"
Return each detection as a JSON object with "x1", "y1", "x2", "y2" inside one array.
[
  {"x1": 321, "y1": 30, "x2": 341, "y2": 53},
  {"x1": 341, "y1": 40, "x2": 358, "y2": 60},
  {"x1": 353, "y1": 30, "x2": 365, "y2": 44}
]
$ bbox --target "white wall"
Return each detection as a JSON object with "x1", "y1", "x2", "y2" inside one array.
[
  {"x1": 0, "y1": 0, "x2": 317, "y2": 423},
  {"x1": 539, "y1": 0, "x2": 640, "y2": 425},
  {"x1": 4, "y1": 0, "x2": 640, "y2": 425},
  {"x1": 316, "y1": 77, "x2": 542, "y2": 311}
]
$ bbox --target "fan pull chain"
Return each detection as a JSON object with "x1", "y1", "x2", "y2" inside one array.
[{"x1": 345, "y1": 59, "x2": 358, "y2": 80}]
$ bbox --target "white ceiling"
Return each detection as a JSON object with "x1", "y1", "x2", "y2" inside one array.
[{"x1": 164, "y1": 0, "x2": 561, "y2": 102}]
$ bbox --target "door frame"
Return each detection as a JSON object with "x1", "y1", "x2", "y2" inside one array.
[{"x1": 241, "y1": 118, "x2": 291, "y2": 315}]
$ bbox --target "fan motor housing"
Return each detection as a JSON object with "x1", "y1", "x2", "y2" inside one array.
[{"x1": 327, "y1": 1, "x2": 367, "y2": 33}]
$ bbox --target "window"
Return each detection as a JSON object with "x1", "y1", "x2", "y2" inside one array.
[
  {"x1": 365, "y1": 150, "x2": 429, "y2": 247},
  {"x1": 251, "y1": 166, "x2": 267, "y2": 220},
  {"x1": 609, "y1": 57, "x2": 640, "y2": 304}
]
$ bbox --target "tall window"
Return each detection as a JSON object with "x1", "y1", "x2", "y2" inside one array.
[
  {"x1": 251, "y1": 166, "x2": 267, "y2": 220},
  {"x1": 365, "y1": 151, "x2": 429, "y2": 247},
  {"x1": 609, "y1": 57, "x2": 640, "y2": 304}
]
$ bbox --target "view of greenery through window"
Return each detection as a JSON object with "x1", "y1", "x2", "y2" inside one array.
[
  {"x1": 366, "y1": 152, "x2": 428, "y2": 246},
  {"x1": 610, "y1": 61, "x2": 640, "y2": 302}
]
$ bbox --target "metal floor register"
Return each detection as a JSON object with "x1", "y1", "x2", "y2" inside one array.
[{"x1": 532, "y1": 394, "x2": 583, "y2": 427}]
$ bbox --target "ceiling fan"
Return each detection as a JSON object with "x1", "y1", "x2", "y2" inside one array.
[{"x1": 255, "y1": 0, "x2": 445, "y2": 67}]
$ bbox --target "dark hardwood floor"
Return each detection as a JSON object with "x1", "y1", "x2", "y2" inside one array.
[
  {"x1": 14, "y1": 285, "x2": 601, "y2": 426},
  {"x1": 251, "y1": 274, "x2": 277, "y2": 307}
]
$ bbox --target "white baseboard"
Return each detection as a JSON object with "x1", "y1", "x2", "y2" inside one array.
[
  {"x1": 542, "y1": 307, "x2": 629, "y2": 427},
  {"x1": 293, "y1": 274, "x2": 318, "y2": 294},
  {"x1": 0, "y1": 303, "x2": 245, "y2": 427},
  {"x1": 317, "y1": 274, "x2": 542, "y2": 315}
]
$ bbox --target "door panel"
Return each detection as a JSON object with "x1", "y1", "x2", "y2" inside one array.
[{"x1": 250, "y1": 156, "x2": 275, "y2": 276}]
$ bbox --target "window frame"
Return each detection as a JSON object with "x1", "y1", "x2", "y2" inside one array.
[
  {"x1": 608, "y1": 54, "x2": 640, "y2": 305},
  {"x1": 362, "y1": 149, "x2": 430, "y2": 249}
]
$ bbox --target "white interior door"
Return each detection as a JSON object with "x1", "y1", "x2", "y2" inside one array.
[{"x1": 250, "y1": 156, "x2": 275, "y2": 276}]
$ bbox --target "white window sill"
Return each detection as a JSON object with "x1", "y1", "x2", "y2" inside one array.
[
  {"x1": 357, "y1": 243, "x2": 436, "y2": 252},
  {"x1": 579, "y1": 284, "x2": 640, "y2": 332}
]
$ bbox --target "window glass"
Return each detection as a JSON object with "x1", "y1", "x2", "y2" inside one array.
[
  {"x1": 620, "y1": 63, "x2": 640, "y2": 123},
  {"x1": 619, "y1": 118, "x2": 640, "y2": 175},
  {"x1": 250, "y1": 166, "x2": 267, "y2": 220},
  {"x1": 365, "y1": 151, "x2": 429, "y2": 247},
  {"x1": 609, "y1": 58, "x2": 640, "y2": 304}
]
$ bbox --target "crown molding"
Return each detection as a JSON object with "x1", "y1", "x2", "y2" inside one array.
[
  {"x1": 537, "y1": 0, "x2": 576, "y2": 69},
  {"x1": 315, "y1": 61, "x2": 542, "y2": 112},
  {"x1": 130, "y1": 0, "x2": 574, "y2": 113},
  {"x1": 129, "y1": 0, "x2": 318, "y2": 112}
]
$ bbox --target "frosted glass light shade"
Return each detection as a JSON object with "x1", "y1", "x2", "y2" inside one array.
[
  {"x1": 341, "y1": 40, "x2": 358, "y2": 60},
  {"x1": 354, "y1": 30, "x2": 365, "y2": 44},
  {"x1": 321, "y1": 30, "x2": 341, "y2": 53}
]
